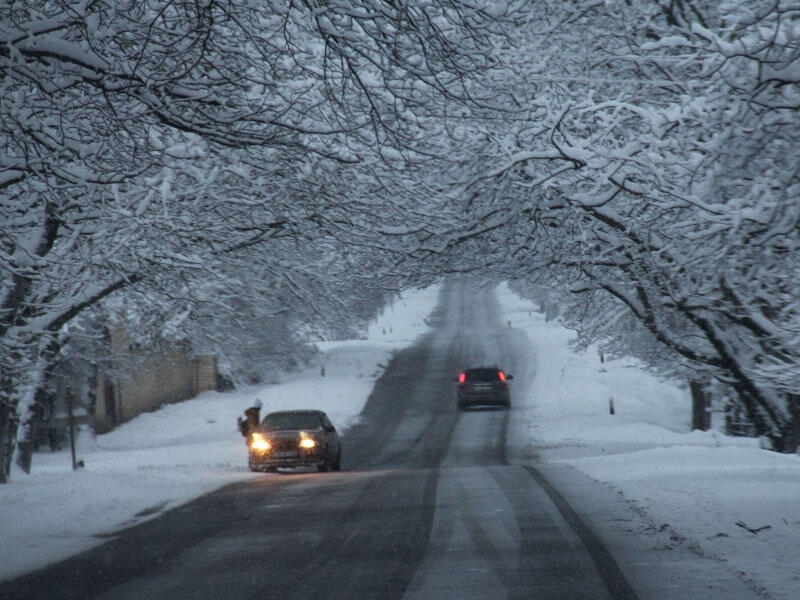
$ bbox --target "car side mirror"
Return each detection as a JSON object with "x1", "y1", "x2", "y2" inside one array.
[{"x1": 506, "y1": 374, "x2": 514, "y2": 380}]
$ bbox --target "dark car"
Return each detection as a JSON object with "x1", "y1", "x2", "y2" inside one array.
[
  {"x1": 456, "y1": 366, "x2": 513, "y2": 410},
  {"x1": 247, "y1": 410, "x2": 341, "y2": 472}
]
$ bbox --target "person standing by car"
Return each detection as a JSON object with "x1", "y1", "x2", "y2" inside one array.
[{"x1": 237, "y1": 399, "x2": 263, "y2": 437}]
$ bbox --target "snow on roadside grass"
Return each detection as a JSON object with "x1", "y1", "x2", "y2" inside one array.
[
  {"x1": 495, "y1": 282, "x2": 800, "y2": 600},
  {"x1": 497, "y1": 282, "x2": 693, "y2": 459},
  {"x1": 0, "y1": 284, "x2": 442, "y2": 581},
  {"x1": 568, "y1": 445, "x2": 800, "y2": 599}
]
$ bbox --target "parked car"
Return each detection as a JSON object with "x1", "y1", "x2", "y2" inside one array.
[
  {"x1": 455, "y1": 366, "x2": 513, "y2": 410},
  {"x1": 247, "y1": 410, "x2": 341, "y2": 472}
]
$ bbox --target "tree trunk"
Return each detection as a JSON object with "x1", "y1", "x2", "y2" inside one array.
[
  {"x1": 0, "y1": 355, "x2": 28, "y2": 483},
  {"x1": 784, "y1": 393, "x2": 800, "y2": 455},
  {"x1": 690, "y1": 380, "x2": 710, "y2": 431},
  {"x1": 0, "y1": 398, "x2": 18, "y2": 484},
  {"x1": 15, "y1": 385, "x2": 51, "y2": 474}
]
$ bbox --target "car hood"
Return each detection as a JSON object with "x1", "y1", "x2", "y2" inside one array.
[{"x1": 256, "y1": 428, "x2": 322, "y2": 439}]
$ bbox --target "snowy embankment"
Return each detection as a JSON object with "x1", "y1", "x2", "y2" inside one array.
[
  {"x1": 0, "y1": 285, "x2": 442, "y2": 581},
  {"x1": 497, "y1": 282, "x2": 800, "y2": 600}
]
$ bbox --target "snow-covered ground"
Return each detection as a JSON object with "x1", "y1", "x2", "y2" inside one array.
[
  {"x1": 497, "y1": 283, "x2": 800, "y2": 600},
  {"x1": 2, "y1": 283, "x2": 799, "y2": 599}
]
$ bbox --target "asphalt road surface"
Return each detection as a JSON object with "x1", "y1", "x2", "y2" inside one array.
[{"x1": 0, "y1": 281, "x2": 756, "y2": 600}]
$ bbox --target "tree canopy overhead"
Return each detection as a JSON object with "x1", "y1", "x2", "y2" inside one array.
[
  {"x1": 428, "y1": 0, "x2": 800, "y2": 448},
  {"x1": 0, "y1": 0, "x2": 506, "y2": 481},
  {"x1": 2, "y1": 0, "x2": 799, "y2": 482}
]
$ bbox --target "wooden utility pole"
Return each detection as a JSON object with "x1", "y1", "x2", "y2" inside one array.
[{"x1": 66, "y1": 387, "x2": 81, "y2": 470}]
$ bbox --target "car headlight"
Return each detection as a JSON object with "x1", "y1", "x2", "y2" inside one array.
[
  {"x1": 249, "y1": 433, "x2": 271, "y2": 452},
  {"x1": 298, "y1": 437, "x2": 316, "y2": 449}
]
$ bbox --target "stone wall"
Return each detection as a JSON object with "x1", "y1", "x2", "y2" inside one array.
[{"x1": 93, "y1": 330, "x2": 217, "y2": 432}]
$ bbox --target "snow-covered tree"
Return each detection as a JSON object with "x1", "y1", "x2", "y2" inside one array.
[
  {"x1": 433, "y1": 0, "x2": 800, "y2": 450},
  {"x1": 0, "y1": 0, "x2": 507, "y2": 482}
]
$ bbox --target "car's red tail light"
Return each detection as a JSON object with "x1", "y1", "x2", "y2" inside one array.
[
  {"x1": 497, "y1": 370, "x2": 506, "y2": 383},
  {"x1": 458, "y1": 372, "x2": 466, "y2": 383}
]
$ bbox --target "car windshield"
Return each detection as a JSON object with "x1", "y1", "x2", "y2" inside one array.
[{"x1": 260, "y1": 412, "x2": 322, "y2": 431}]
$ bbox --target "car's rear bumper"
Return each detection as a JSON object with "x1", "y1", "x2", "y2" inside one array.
[{"x1": 457, "y1": 393, "x2": 510, "y2": 408}]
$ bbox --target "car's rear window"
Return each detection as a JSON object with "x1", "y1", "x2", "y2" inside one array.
[
  {"x1": 260, "y1": 412, "x2": 322, "y2": 431},
  {"x1": 465, "y1": 369, "x2": 502, "y2": 382}
]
